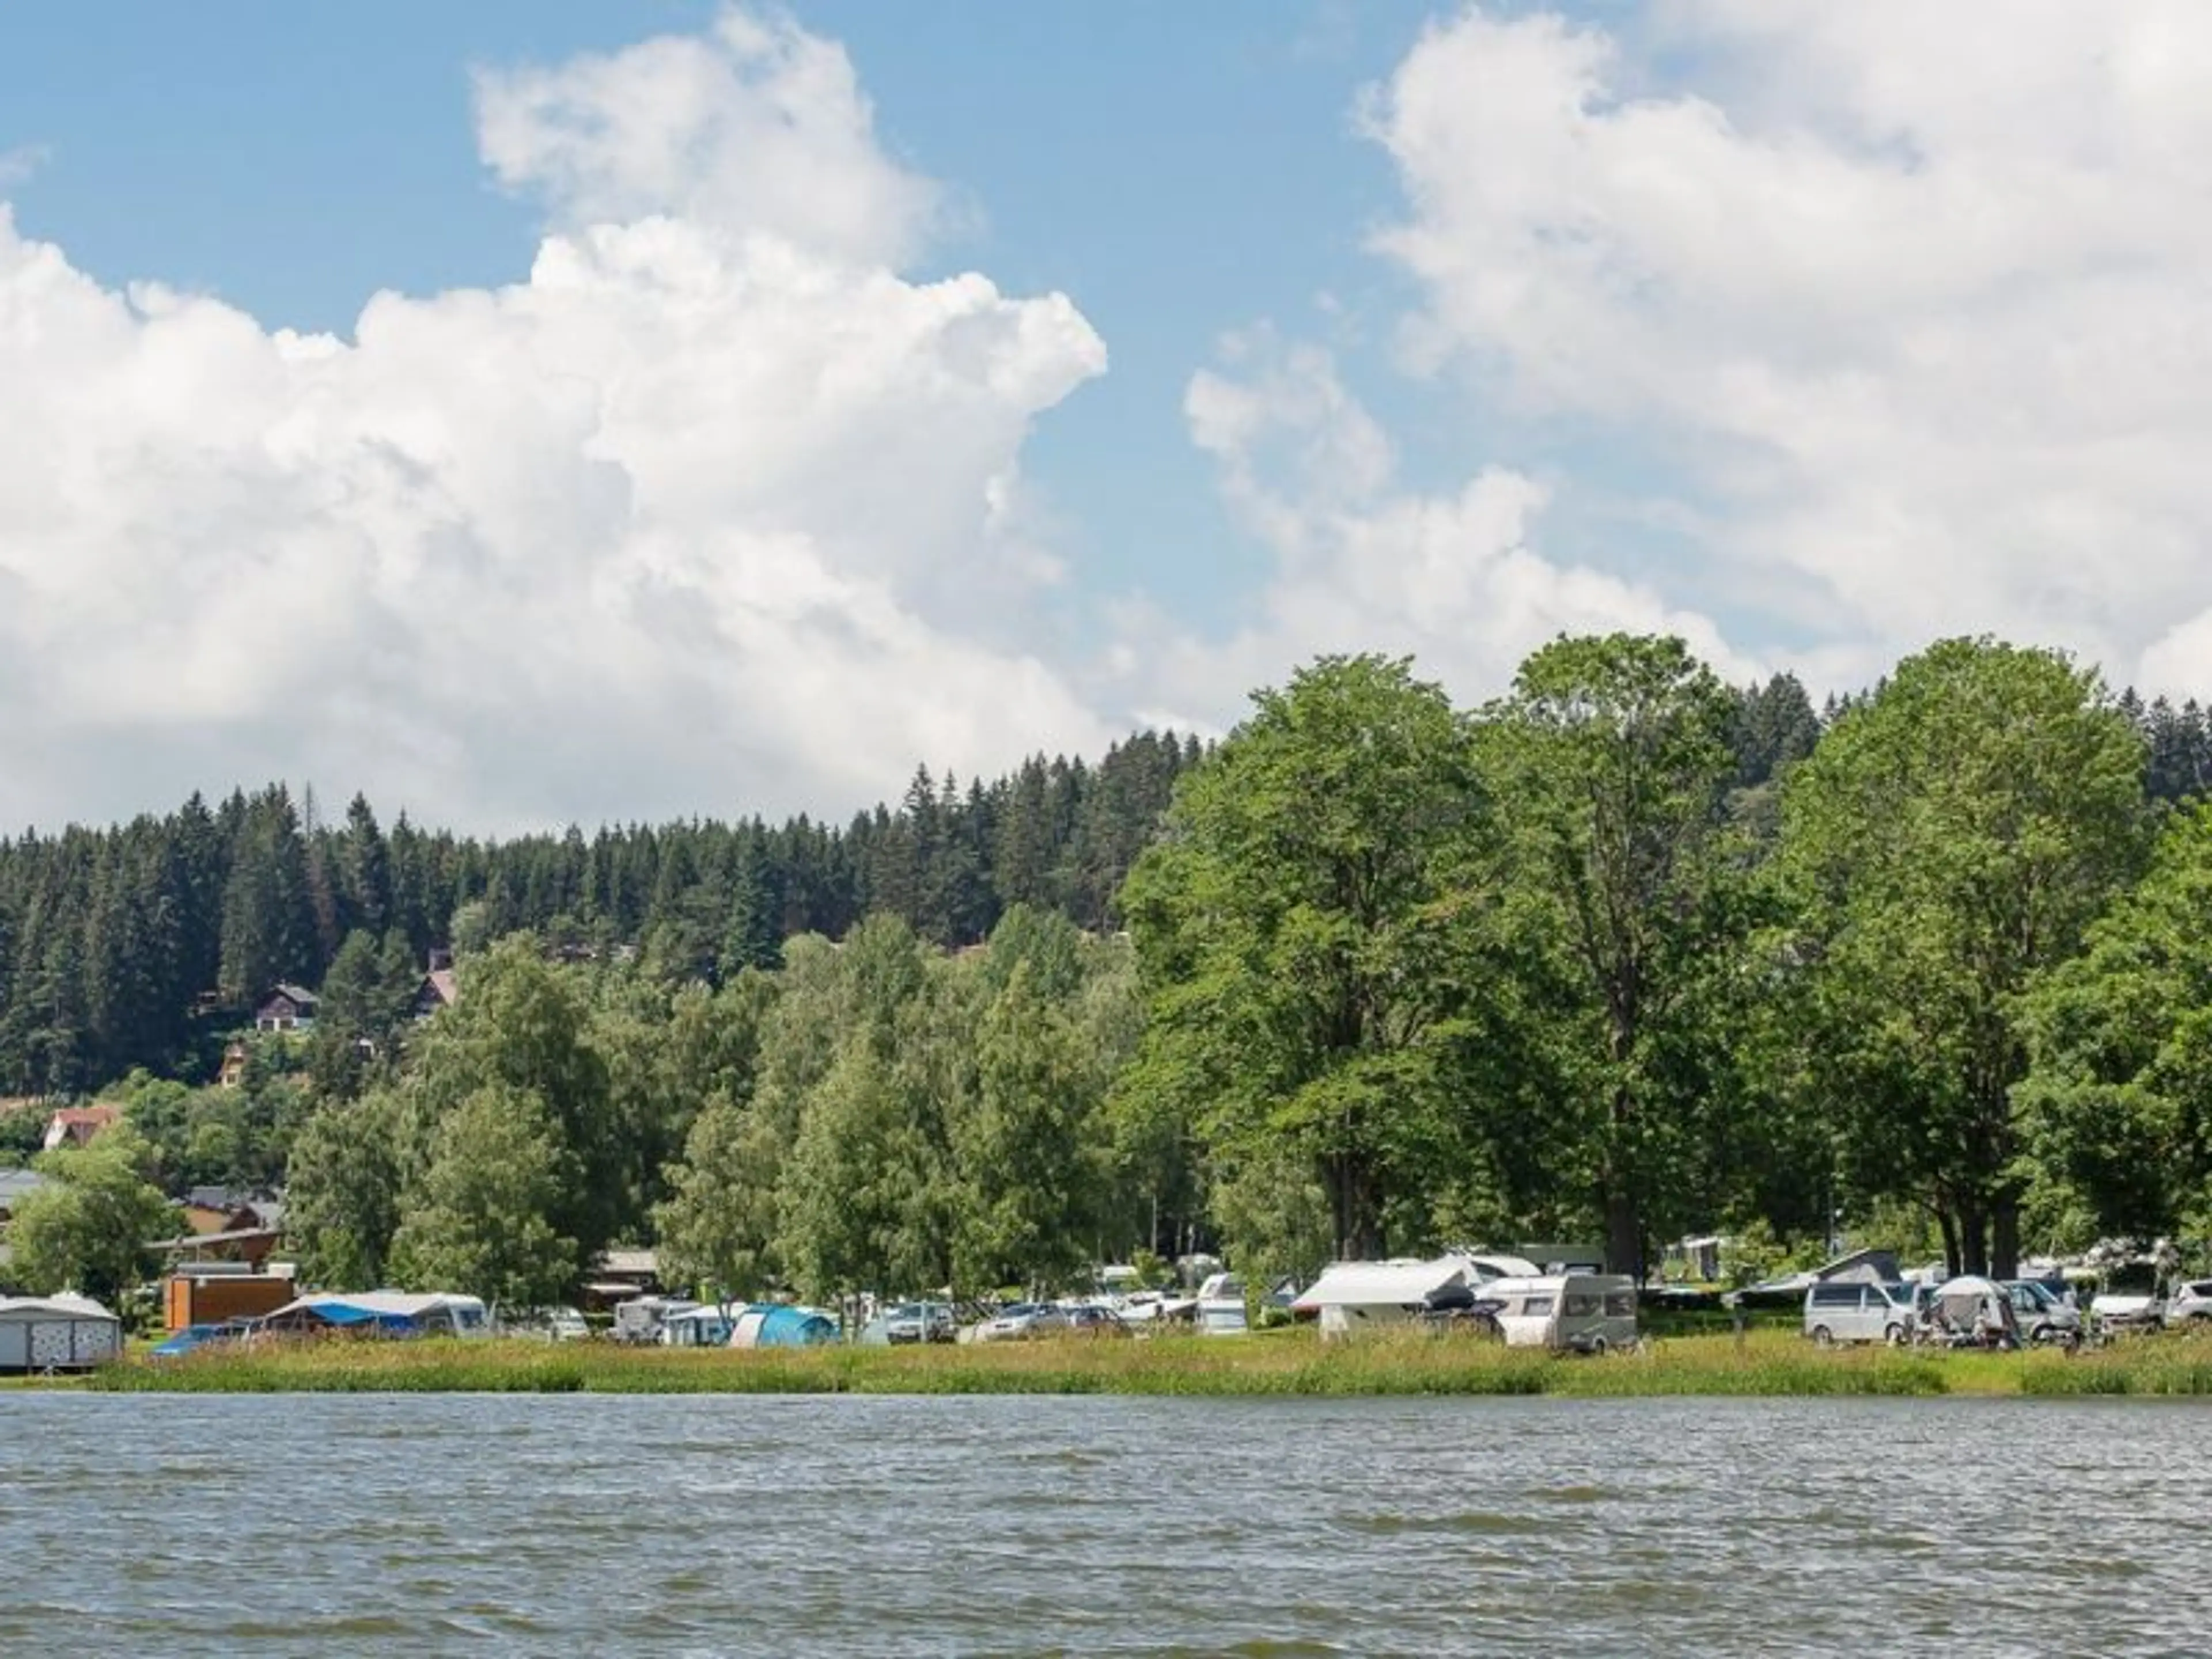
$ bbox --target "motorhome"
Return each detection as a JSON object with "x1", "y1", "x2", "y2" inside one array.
[{"x1": 1480, "y1": 1274, "x2": 1638, "y2": 1353}]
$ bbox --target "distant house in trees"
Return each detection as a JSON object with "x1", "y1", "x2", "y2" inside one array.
[
  {"x1": 182, "y1": 1187, "x2": 285, "y2": 1239},
  {"x1": 253, "y1": 984, "x2": 319, "y2": 1032},
  {"x1": 411, "y1": 967, "x2": 460, "y2": 1021},
  {"x1": 41, "y1": 1104, "x2": 121, "y2": 1153},
  {"x1": 217, "y1": 1042, "x2": 249, "y2": 1089}
]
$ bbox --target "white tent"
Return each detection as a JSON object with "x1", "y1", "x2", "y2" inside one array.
[
  {"x1": 1292, "y1": 1259, "x2": 1471, "y2": 1340},
  {"x1": 0, "y1": 1293, "x2": 120, "y2": 1372}
]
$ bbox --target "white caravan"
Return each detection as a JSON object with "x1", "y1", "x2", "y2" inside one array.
[
  {"x1": 1291, "y1": 1258, "x2": 1472, "y2": 1340},
  {"x1": 1480, "y1": 1274, "x2": 1638, "y2": 1353}
]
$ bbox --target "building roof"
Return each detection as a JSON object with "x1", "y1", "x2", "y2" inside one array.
[
  {"x1": 420, "y1": 968, "x2": 459, "y2": 1006},
  {"x1": 0, "y1": 1293, "x2": 118, "y2": 1322},
  {"x1": 1292, "y1": 1258, "x2": 1470, "y2": 1312},
  {"x1": 273, "y1": 1291, "x2": 475, "y2": 1320},
  {"x1": 260, "y1": 983, "x2": 319, "y2": 1008},
  {"x1": 154, "y1": 1226, "x2": 284, "y2": 1253},
  {"x1": 48, "y1": 1105, "x2": 120, "y2": 1129}
]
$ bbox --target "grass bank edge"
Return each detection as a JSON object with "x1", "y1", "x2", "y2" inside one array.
[{"x1": 75, "y1": 1330, "x2": 2212, "y2": 1398}]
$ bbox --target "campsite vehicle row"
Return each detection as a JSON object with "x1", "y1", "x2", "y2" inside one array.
[{"x1": 1802, "y1": 1278, "x2": 2086, "y2": 1349}]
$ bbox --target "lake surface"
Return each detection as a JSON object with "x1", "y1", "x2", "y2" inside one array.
[{"x1": 0, "y1": 1392, "x2": 2199, "y2": 1655}]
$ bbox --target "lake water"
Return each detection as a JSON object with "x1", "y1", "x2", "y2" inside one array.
[{"x1": 1, "y1": 1392, "x2": 2199, "y2": 1656}]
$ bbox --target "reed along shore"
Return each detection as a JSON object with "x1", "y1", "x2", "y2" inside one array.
[{"x1": 70, "y1": 1329, "x2": 2212, "y2": 1399}]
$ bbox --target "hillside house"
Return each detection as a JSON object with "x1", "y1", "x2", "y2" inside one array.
[
  {"x1": 42, "y1": 1104, "x2": 120, "y2": 1153},
  {"x1": 412, "y1": 967, "x2": 459, "y2": 1020},
  {"x1": 253, "y1": 984, "x2": 319, "y2": 1032}
]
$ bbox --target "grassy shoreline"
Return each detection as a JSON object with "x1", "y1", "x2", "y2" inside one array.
[{"x1": 56, "y1": 1328, "x2": 2212, "y2": 1399}]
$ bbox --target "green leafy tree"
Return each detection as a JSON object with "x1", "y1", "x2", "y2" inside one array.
[
  {"x1": 654, "y1": 1088, "x2": 782, "y2": 1301},
  {"x1": 286, "y1": 1090, "x2": 407, "y2": 1289},
  {"x1": 402, "y1": 938, "x2": 619, "y2": 1258},
  {"x1": 2017, "y1": 800, "x2": 2212, "y2": 1243},
  {"x1": 305, "y1": 929, "x2": 413, "y2": 1101},
  {"x1": 779, "y1": 1044, "x2": 949, "y2": 1300},
  {"x1": 390, "y1": 1084, "x2": 577, "y2": 1309},
  {"x1": 950, "y1": 960, "x2": 1104, "y2": 1294},
  {"x1": 1778, "y1": 638, "x2": 2148, "y2": 1276},
  {"x1": 1121, "y1": 654, "x2": 1482, "y2": 1262},
  {"x1": 1475, "y1": 634, "x2": 1743, "y2": 1277},
  {"x1": 9, "y1": 1127, "x2": 173, "y2": 1302}
]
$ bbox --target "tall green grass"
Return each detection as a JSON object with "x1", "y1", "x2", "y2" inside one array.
[{"x1": 75, "y1": 1327, "x2": 2115, "y2": 1398}]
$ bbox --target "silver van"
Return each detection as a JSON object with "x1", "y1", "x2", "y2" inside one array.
[{"x1": 1803, "y1": 1280, "x2": 1914, "y2": 1346}]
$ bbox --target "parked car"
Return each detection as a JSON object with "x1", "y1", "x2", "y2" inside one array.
[
  {"x1": 2163, "y1": 1280, "x2": 2212, "y2": 1329},
  {"x1": 860, "y1": 1301, "x2": 957, "y2": 1344},
  {"x1": 970, "y1": 1302, "x2": 1072, "y2": 1342},
  {"x1": 2000, "y1": 1279, "x2": 2083, "y2": 1346},
  {"x1": 2090, "y1": 1264, "x2": 2165, "y2": 1334},
  {"x1": 509, "y1": 1305, "x2": 591, "y2": 1341},
  {"x1": 1802, "y1": 1280, "x2": 1916, "y2": 1346}
]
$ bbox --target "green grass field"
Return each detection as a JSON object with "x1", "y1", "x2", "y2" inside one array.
[{"x1": 66, "y1": 1326, "x2": 2212, "y2": 1397}]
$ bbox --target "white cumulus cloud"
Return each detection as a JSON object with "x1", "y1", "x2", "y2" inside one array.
[
  {"x1": 1361, "y1": 2, "x2": 2212, "y2": 695},
  {"x1": 1127, "y1": 331, "x2": 1747, "y2": 728},
  {"x1": 0, "y1": 9, "x2": 1112, "y2": 832}
]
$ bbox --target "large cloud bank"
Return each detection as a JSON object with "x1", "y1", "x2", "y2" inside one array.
[
  {"x1": 1349, "y1": 1, "x2": 2212, "y2": 695},
  {"x1": 0, "y1": 12, "x2": 1109, "y2": 830}
]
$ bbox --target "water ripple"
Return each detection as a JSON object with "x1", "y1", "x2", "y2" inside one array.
[{"x1": 2, "y1": 1392, "x2": 2208, "y2": 1654}]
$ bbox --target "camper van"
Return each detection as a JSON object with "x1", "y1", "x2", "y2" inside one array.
[
  {"x1": 1801, "y1": 1281, "x2": 1916, "y2": 1346},
  {"x1": 1481, "y1": 1274, "x2": 1638, "y2": 1353}
]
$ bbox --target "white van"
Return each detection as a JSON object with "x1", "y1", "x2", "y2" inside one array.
[
  {"x1": 1802, "y1": 1280, "x2": 1914, "y2": 1346},
  {"x1": 1482, "y1": 1274, "x2": 1638, "y2": 1353}
]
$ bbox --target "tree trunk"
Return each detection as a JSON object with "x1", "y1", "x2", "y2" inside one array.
[
  {"x1": 1991, "y1": 1195, "x2": 2020, "y2": 1281},
  {"x1": 1324, "y1": 1153, "x2": 1384, "y2": 1262},
  {"x1": 1937, "y1": 1205, "x2": 1961, "y2": 1279},
  {"x1": 1956, "y1": 1193, "x2": 1988, "y2": 1277},
  {"x1": 1605, "y1": 1189, "x2": 1641, "y2": 1281}
]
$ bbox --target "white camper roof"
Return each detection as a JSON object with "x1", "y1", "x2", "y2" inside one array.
[
  {"x1": 1291, "y1": 1259, "x2": 1469, "y2": 1313},
  {"x1": 0, "y1": 1293, "x2": 117, "y2": 1322}
]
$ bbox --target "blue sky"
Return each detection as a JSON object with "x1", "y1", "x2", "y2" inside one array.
[
  {"x1": 0, "y1": 2, "x2": 1455, "y2": 632},
  {"x1": 0, "y1": 5, "x2": 2206, "y2": 830}
]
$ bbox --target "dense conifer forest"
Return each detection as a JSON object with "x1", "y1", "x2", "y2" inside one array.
[{"x1": 0, "y1": 731, "x2": 1199, "y2": 1094}]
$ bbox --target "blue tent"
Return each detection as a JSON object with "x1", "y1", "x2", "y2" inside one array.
[{"x1": 732, "y1": 1304, "x2": 838, "y2": 1347}]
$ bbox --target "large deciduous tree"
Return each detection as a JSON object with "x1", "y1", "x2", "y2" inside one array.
[
  {"x1": 1779, "y1": 637, "x2": 2147, "y2": 1277},
  {"x1": 1478, "y1": 633, "x2": 1743, "y2": 1278},
  {"x1": 391, "y1": 1084, "x2": 577, "y2": 1311},
  {"x1": 2017, "y1": 800, "x2": 2212, "y2": 1243},
  {"x1": 1121, "y1": 654, "x2": 1481, "y2": 1264},
  {"x1": 286, "y1": 1089, "x2": 407, "y2": 1289}
]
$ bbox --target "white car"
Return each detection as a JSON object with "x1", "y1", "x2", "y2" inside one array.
[
  {"x1": 969, "y1": 1302, "x2": 1072, "y2": 1342},
  {"x1": 2163, "y1": 1280, "x2": 2212, "y2": 1329}
]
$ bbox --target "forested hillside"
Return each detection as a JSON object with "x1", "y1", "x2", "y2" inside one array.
[{"x1": 0, "y1": 732, "x2": 1197, "y2": 1094}]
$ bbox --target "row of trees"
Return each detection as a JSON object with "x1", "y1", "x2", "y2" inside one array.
[
  {"x1": 14, "y1": 633, "x2": 2212, "y2": 1309},
  {"x1": 269, "y1": 633, "x2": 2212, "y2": 1302},
  {"x1": 0, "y1": 734, "x2": 1196, "y2": 1095},
  {"x1": 273, "y1": 917, "x2": 1146, "y2": 1310},
  {"x1": 1127, "y1": 638, "x2": 2173, "y2": 1284}
]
